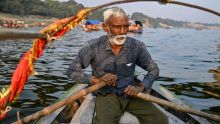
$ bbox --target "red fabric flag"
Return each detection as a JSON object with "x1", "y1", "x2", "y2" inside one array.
[{"x1": 0, "y1": 8, "x2": 91, "y2": 120}]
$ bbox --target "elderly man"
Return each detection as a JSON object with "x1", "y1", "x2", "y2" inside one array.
[{"x1": 67, "y1": 7, "x2": 168, "y2": 124}]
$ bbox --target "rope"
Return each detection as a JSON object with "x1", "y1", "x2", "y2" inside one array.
[
  {"x1": 16, "y1": 112, "x2": 22, "y2": 124},
  {"x1": 170, "y1": 1, "x2": 220, "y2": 16},
  {"x1": 159, "y1": 0, "x2": 172, "y2": 4},
  {"x1": 91, "y1": 0, "x2": 220, "y2": 16}
]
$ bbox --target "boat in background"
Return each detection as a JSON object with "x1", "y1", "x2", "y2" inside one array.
[
  {"x1": 83, "y1": 20, "x2": 100, "y2": 32},
  {"x1": 128, "y1": 20, "x2": 143, "y2": 34}
]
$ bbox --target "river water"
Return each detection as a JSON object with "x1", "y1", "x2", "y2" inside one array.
[{"x1": 0, "y1": 27, "x2": 220, "y2": 123}]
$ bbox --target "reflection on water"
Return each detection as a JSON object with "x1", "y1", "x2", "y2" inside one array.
[{"x1": 0, "y1": 27, "x2": 220, "y2": 123}]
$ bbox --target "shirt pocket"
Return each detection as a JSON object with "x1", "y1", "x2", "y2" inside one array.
[{"x1": 117, "y1": 62, "x2": 134, "y2": 77}]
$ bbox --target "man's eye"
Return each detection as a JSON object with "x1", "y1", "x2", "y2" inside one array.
[
  {"x1": 114, "y1": 26, "x2": 121, "y2": 29},
  {"x1": 113, "y1": 25, "x2": 129, "y2": 29}
]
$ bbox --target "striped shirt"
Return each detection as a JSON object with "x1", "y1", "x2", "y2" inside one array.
[{"x1": 67, "y1": 35, "x2": 159, "y2": 95}]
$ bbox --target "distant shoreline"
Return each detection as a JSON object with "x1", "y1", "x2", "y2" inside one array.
[
  {"x1": 0, "y1": 12, "x2": 220, "y2": 30},
  {"x1": 0, "y1": 12, "x2": 57, "y2": 28}
]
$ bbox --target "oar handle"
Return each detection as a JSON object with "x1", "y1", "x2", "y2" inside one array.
[
  {"x1": 12, "y1": 82, "x2": 106, "y2": 124},
  {"x1": 137, "y1": 92, "x2": 220, "y2": 122}
]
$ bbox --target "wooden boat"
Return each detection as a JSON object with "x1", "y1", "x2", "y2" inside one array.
[
  {"x1": 83, "y1": 20, "x2": 100, "y2": 32},
  {"x1": 128, "y1": 20, "x2": 143, "y2": 34},
  {"x1": 36, "y1": 77, "x2": 212, "y2": 124}
]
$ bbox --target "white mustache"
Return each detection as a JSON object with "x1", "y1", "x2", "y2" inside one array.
[
  {"x1": 109, "y1": 35, "x2": 127, "y2": 45},
  {"x1": 114, "y1": 35, "x2": 126, "y2": 40}
]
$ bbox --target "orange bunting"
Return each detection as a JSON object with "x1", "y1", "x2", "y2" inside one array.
[{"x1": 0, "y1": 8, "x2": 91, "y2": 120}]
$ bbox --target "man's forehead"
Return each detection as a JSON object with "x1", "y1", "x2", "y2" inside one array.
[{"x1": 108, "y1": 15, "x2": 128, "y2": 24}]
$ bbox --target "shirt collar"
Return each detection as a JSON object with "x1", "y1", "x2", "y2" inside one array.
[{"x1": 105, "y1": 38, "x2": 112, "y2": 51}]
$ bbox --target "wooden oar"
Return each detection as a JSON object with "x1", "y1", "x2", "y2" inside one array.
[
  {"x1": 13, "y1": 82, "x2": 220, "y2": 123},
  {"x1": 137, "y1": 92, "x2": 220, "y2": 122},
  {"x1": 0, "y1": 30, "x2": 46, "y2": 40},
  {"x1": 12, "y1": 82, "x2": 105, "y2": 124}
]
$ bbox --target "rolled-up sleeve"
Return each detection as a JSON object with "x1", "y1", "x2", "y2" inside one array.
[
  {"x1": 66, "y1": 42, "x2": 93, "y2": 84},
  {"x1": 136, "y1": 42, "x2": 159, "y2": 90}
]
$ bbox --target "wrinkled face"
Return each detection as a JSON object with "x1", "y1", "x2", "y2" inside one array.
[{"x1": 103, "y1": 15, "x2": 129, "y2": 45}]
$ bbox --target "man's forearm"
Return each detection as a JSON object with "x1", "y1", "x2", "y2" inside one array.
[
  {"x1": 66, "y1": 61, "x2": 91, "y2": 84},
  {"x1": 142, "y1": 67, "x2": 159, "y2": 90}
]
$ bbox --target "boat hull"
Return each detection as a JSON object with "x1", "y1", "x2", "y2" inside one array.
[{"x1": 36, "y1": 79, "x2": 211, "y2": 124}]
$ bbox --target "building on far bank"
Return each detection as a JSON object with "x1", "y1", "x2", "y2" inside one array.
[{"x1": 159, "y1": 23, "x2": 173, "y2": 29}]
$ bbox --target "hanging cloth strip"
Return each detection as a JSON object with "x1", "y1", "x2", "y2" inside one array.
[{"x1": 0, "y1": 8, "x2": 91, "y2": 120}]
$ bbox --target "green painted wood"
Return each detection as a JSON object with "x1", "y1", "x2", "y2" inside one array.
[{"x1": 36, "y1": 83, "x2": 88, "y2": 124}]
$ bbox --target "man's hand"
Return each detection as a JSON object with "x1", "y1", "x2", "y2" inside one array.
[
  {"x1": 124, "y1": 83, "x2": 145, "y2": 97},
  {"x1": 90, "y1": 73, "x2": 117, "y2": 86}
]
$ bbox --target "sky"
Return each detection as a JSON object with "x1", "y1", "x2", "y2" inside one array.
[{"x1": 60, "y1": 0, "x2": 220, "y2": 24}]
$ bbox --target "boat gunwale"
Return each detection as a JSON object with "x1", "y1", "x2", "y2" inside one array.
[{"x1": 37, "y1": 76, "x2": 212, "y2": 124}]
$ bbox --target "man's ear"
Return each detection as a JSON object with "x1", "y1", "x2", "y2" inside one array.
[{"x1": 102, "y1": 23, "x2": 108, "y2": 32}]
